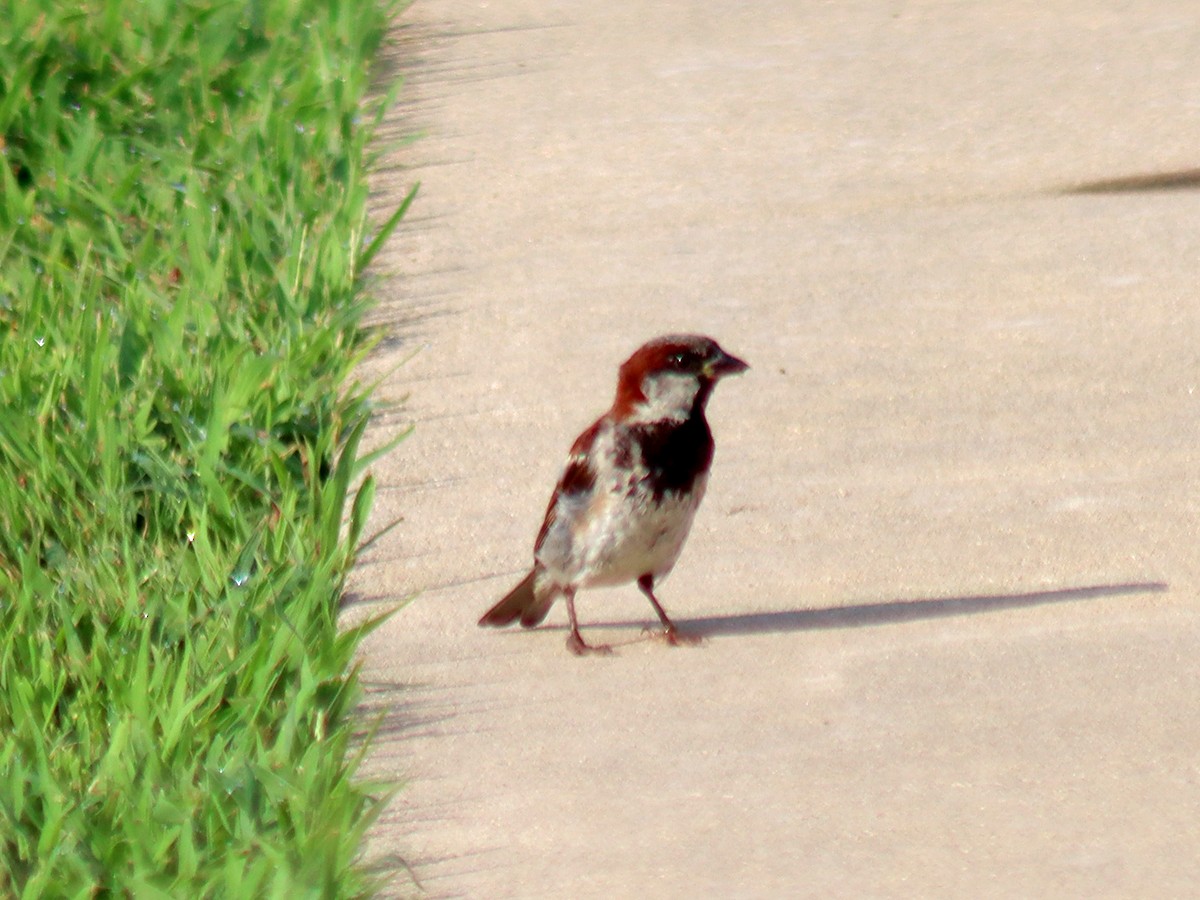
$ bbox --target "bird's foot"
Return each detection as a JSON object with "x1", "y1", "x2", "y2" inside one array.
[
  {"x1": 566, "y1": 631, "x2": 614, "y2": 657},
  {"x1": 660, "y1": 626, "x2": 703, "y2": 647}
]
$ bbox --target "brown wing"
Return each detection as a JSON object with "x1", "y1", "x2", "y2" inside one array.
[{"x1": 533, "y1": 416, "x2": 604, "y2": 555}]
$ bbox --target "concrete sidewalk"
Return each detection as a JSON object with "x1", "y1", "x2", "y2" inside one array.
[{"x1": 358, "y1": 2, "x2": 1200, "y2": 896}]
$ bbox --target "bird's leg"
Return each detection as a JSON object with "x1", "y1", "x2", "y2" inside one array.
[
  {"x1": 637, "y1": 575, "x2": 701, "y2": 646},
  {"x1": 564, "y1": 588, "x2": 613, "y2": 656}
]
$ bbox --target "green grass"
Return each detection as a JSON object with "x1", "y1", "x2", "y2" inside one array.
[{"x1": 0, "y1": 0, "x2": 413, "y2": 894}]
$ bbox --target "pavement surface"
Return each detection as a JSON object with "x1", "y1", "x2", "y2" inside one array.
[{"x1": 356, "y1": 2, "x2": 1200, "y2": 896}]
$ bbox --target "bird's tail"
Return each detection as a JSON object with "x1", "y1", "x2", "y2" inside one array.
[{"x1": 478, "y1": 569, "x2": 556, "y2": 628}]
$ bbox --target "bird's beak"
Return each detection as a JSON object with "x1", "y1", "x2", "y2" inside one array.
[{"x1": 706, "y1": 350, "x2": 749, "y2": 378}]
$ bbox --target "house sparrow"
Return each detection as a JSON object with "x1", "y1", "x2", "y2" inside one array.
[{"x1": 479, "y1": 334, "x2": 748, "y2": 655}]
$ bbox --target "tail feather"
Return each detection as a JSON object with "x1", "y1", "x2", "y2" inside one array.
[{"x1": 479, "y1": 570, "x2": 556, "y2": 628}]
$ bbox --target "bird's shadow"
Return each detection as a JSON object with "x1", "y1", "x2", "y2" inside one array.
[
  {"x1": 552, "y1": 581, "x2": 1168, "y2": 639},
  {"x1": 1059, "y1": 167, "x2": 1200, "y2": 194}
]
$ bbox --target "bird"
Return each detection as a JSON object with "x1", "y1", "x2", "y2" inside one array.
[{"x1": 478, "y1": 334, "x2": 748, "y2": 655}]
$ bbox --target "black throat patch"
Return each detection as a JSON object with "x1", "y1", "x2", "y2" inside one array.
[{"x1": 626, "y1": 412, "x2": 714, "y2": 500}]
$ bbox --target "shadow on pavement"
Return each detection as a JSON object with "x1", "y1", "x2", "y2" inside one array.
[
  {"x1": 679, "y1": 582, "x2": 1169, "y2": 638},
  {"x1": 1061, "y1": 167, "x2": 1200, "y2": 194}
]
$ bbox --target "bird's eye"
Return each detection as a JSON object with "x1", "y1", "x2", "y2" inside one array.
[{"x1": 669, "y1": 351, "x2": 688, "y2": 368}]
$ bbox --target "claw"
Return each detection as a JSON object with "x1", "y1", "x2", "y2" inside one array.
[
  {"x1": 662, "y1": 627, "x2": 703, "y2": 647},
  {"x1": 566, "y1": 631, "x2": 614, "y2": 656}
]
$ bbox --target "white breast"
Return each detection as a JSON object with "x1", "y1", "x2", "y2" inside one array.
[
  {"x1": 578, "y1": 471, "x2": 708, "y2": 587},
  {"x1": 535, "y1": 418, "x2": 709, "y2": 590}
]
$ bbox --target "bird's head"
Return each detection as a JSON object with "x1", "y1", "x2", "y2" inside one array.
[{"x1": 612, "y1": 334, "x2": 748, "y2": 423}]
